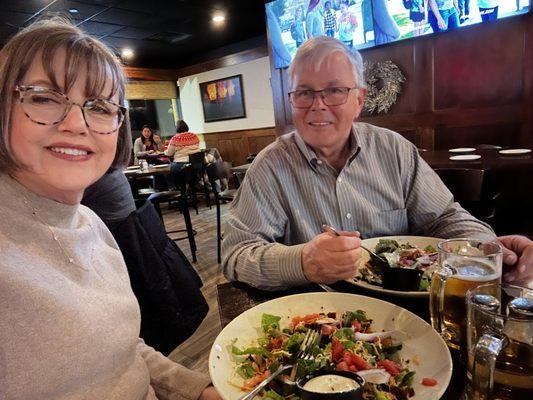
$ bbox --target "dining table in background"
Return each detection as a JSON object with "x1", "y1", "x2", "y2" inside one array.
[
  {"x1": 421, "y1": 148, "x2": 533, "y2": 171},
  {"x1": 215, "y1": 281, "x2": 466, "y2": 400}
]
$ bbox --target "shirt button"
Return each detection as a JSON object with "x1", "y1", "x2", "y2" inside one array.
[
  {"x1": 346, "y1": 213, "x2": 352, "y2": 219},
  {"x1": 316, "y1": 159, "x2": 323, "y2": 165},
  {"x1": 337, "y1": 177, "x2": 342, "y2": 183}
]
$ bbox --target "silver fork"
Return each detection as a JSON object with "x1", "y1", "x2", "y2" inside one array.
[{"x1": 237, "y1": 329, "x2": 320, "y2": 400}]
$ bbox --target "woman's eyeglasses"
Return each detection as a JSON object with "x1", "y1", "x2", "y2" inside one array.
[
  {"x1": 288, "y1": 86, "x2": 358, "y2": 108},
  {"x1": 15, "y1": 85, "x2": 126, "y2": 135}
]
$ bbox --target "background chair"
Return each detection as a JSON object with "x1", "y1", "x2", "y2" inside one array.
[
  {"x1": 148, "y1": 163, "x2": 198, "y2": 262},
  {"x1": 205, "y1": 161, "x2": 236, "y2": 263},
  {"x1": 188, "y1": 150, "x2": 211, "y2": 211},
  {"x1": 434, "y1": 168, "x2": 499, "y2": 226}
]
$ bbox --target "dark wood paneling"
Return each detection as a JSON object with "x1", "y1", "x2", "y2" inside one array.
[
  {"x1": 203, "y1": 127, "x2": 276, "y2": 165},
  {"x1": 124, "y1": 66, "x2": 180, "y2": 81},
  {"x1": 269, "y1": 12, "x2": 533, "y2": 150}
]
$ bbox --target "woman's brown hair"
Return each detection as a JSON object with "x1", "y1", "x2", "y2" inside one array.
[{"x1": 0, "y1": 16, "x2": 131, "y2": 171}]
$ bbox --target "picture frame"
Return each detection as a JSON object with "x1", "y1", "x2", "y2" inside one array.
[{"x1": 199, "y1": 75, "x2": 246, "y2": 122}]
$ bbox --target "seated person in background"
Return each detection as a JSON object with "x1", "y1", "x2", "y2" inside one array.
[
  {"x1": 222, "y1": 36, "x2": 532, "y2": 290},
  {"x1": 0, "y1": 17, "x2": 220, "y2": 400},
  {"x1": 133, "y1": 124, "x2": 162, "y2": 164},
  {"x1": 165, "y1": 120, "x2": 201, "y2": 162}
]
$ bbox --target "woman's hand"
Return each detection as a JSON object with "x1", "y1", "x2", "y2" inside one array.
[{"x1": 198, "y1": 386, "x2": 222, "y2": 400}]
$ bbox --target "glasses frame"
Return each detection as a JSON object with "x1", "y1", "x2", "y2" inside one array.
[
  {"x1": 288, "y1": 86, "x2": 358, "y2": 109},
  {"x1": 14, "y1": 85, "x2": 127, "y2": 135}
]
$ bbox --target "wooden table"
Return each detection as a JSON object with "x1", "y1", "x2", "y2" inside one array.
[
  {"x1": 123, "y1": 164, "x2": 171, "y2": 179},
  {"x1": 216, "y1": 281, "x2": 466, "y2": 400},
  {"x1": 229, "y1": 163, "x2": 252, "y2": 174},
  {"x1": 421, "y1": 149, "x2": 533, "y2": 171}
]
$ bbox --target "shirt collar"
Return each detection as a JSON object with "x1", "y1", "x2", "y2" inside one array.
[{"x1": 294, "y1": 124, "x2": 361, "y2": 171}]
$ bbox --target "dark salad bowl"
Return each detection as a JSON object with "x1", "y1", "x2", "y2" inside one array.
[{"x1": 380, "y1": 264, "x2": 423, "y2": 292}]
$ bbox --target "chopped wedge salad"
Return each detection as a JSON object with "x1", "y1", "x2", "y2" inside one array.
[
  {"x1": 230, "y1": 311, "x2": 416, "y2": 400},
  {"x1": 359, "y1": 239, "x2": 439, "y2": 291}
]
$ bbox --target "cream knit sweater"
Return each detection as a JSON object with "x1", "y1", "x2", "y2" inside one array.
[{"x1": 0, "y1": 173, "x2": 210, "y2": 400}]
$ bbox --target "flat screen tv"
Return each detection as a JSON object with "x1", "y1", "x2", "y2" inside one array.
[{"x1": 266, "y1": 0, "x2": 531, "y2": 68}]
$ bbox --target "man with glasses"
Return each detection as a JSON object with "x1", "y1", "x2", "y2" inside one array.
[{"x1": 222, "y1": 36, "x2": 529, "y2": 290}]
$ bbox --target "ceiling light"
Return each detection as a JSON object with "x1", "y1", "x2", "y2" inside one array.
[
  {"x1": 212, "y1": 13, "x2": 225, "y2": 23},
  {"x1": 68, "y1": 8, "x2": 79, "y2": 14},
  {"x1": 121, "y1": 48, "x2": 134, "y2": 59}
]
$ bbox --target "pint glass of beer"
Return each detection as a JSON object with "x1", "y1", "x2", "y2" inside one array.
[
  {"x1": 430, "y1": 239, "x2": 502, "y2": 351},
  {"x1": 465, "y1": 283, "x2": 533, "y2": 400}
]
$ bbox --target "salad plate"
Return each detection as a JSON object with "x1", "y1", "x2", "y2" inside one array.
[
  {"x1": 449, "y1": 154, "x2": 481, "y2": 161},
  {"x1": 349, "y1": 236, "x2": 442, "y2": 298},
  {"x1": 209, "y1": 292, "x2": 452, "y2": 400},
  {"x1": 448, "y1": 147, "x2": 475, "y2": 153},
  {"x1": 498, "y1": 148, "x2": 531, "y2": 155}
]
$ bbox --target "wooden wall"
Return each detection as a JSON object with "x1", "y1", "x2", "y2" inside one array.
[
  {"x1": 203, "y1": 127, "x2": 277, "y2": 166},
  {"x1": 269, "y1": 12, "x2": 533, "y2": 150}
]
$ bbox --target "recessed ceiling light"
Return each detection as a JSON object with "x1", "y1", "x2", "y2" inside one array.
[
  {"x1": 212, "y1": 13, "x2": 225, "y2": 23},
  {"x1": 121, "y1": 48, "x2": 134, "y2": 59},
  {"x1": 68, "y1": 8, "x2": 79, "y2": 14}
]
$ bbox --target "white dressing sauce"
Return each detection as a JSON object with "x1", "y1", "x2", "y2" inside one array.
[{"x1": 303, "y1": 374, "x2": 359, "y2": 393}]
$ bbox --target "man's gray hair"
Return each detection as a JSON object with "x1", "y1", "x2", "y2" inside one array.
[{"x1": 287, "y1": 36, "x2": 366, "y2": 89}]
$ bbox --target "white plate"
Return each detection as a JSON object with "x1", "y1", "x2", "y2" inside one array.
[
  {"x1": 498, "y1": 148, "x2": 532, "y2": 155},
  {"x1": 349, "y1": 236, "x2": 442, "y2": 298},
  {"x1": 449, "y1": 154, "x2": 481, "y2": 161},
  {"x1": 448, "y1": 147, "x2": 476, "y2": 153},
  {"x1": 209, "y1": 293, "x2": 452, "y2": 400}
]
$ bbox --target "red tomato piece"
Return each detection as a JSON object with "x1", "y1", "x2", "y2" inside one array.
[
  {"x1": 351, "y1": 320, "x2": 362, "y2": 332},
  {"x1": 422, "y1": 377, "x2": 438, "y2": 387},
  {"x1": 331, "y1": 338, "x2": 344, "y2": 362},
  {"x1": 336, "y1": 361, "x2": 350, "y2": 371},
  {"x1": 344, "y1": 351, "x2": 371, "y2": 371},
  {"x1": 377, "y1": 359, "x2": 402, "y2": 376}
]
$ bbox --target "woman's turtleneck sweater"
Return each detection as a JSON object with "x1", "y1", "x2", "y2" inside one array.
[{"x1": 0, "y1": 173, "x2": 210, "y2": 400}]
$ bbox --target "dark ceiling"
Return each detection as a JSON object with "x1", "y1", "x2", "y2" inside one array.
[{"x1": 0, "y1": 0, "x2": 268, "y2": 69}]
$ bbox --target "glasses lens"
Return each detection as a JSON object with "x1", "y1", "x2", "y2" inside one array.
[
  {"x1": 322, "y1": 87, "x2": 350, "y2": 106},
  {"x1": 84, "y1": 99, "x2": 123, "y2": 134},
  {"x1": 291, "y1": 90, "x2": 314, "y2": 108},
  {"x1": 20, "y1": 89, "x2": 67, "y2": 124}
]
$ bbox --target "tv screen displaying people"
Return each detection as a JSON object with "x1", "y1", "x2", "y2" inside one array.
[{"x1": 266, "y1": 0, "x2": 531, "y2": 68}]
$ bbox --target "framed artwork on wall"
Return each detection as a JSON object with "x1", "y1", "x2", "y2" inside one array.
[{"x1": 199, "y1": 75, "x2": 246, "y2": 122}]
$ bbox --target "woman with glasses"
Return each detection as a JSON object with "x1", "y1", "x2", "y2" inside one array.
[{"x1": 0, "y1": 17, "x2": 220, "y2": 400}]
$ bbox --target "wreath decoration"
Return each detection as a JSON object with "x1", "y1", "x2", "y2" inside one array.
[{"x1": 363, "y1": 60, "x2": 405, "y2": 114}]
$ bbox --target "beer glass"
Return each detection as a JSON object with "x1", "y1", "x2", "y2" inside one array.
[
  {"x1": 430, "y1": 239, "x2": 502, "y2": 351},
  {"x1": 466, "y1": 283, "x2": 533, "y2": 400}
]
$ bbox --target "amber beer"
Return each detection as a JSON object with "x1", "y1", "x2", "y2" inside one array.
[
  {"x1": 467, "y1": 339, "x2": 533, "y2": 400},
  {"x1": 431, "y1": 260, "x2": 500, "y2": 350}
]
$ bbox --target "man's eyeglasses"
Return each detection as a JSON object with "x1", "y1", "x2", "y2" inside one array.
[
  {"x1": 15, "y1": 85, "x2": 126, "y2": 135},
  {"x1": 288, "y1": 87, "x2": 358, "y2": 108}
]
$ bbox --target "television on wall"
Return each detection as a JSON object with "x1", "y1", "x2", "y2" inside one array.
[{"x1": 265, "y1": 0, "x2": 531, "y2": 69}]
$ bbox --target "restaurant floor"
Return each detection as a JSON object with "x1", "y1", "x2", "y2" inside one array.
[{"x1": 161, "y1": 200, "x2": 231, "y2": 373}]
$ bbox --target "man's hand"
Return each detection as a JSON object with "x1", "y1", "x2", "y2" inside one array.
[
  {"x1": 198, "y1": 386, "x2": 222, "y2": 400},
  {"x1": 302, "y1": 231, "x2": 361, "y2": 284},
  {"x1": 497, "y1": 235, "x2": 533, "y2": 288}
]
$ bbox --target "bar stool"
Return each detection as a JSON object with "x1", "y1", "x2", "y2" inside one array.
[{"x1": 148, "y1": 163, "x2": 198, "y2": 262}]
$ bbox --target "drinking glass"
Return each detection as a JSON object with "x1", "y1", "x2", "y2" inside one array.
[
  {"x1": 430, "y1": 239, "x2": 502, "y2": 351},
  {"x1": 465, "y1": 283, "x2": 533, "y2": 400}
]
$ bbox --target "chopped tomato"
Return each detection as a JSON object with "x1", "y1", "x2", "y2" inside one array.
[
  {"x1": 343, "y1": 351, "x2": 371, "y2": 371},
  {"x1": 291, "y1": 313, "x2": 320, "y2": 328},
  {"x1": 351, "y1": 320, "x2": 362, "y2": 332},
  {"x1": 321, "y1": 324, "x2": 337, "y2": 336},
  {"x1": 378, "y1": 359, "x2": 402, "y2": 376},
  {"x1": 331, "y1": 338, "x2": 344, "y2": 362},
  {"x1": 422, "y1": 377, "x2": 438, "y2": 387},
  {"x1": 267, "y1": 337, "x2": 283, "y2": 350},
  {"x1": 336, "y1": 361, "x2": 350, "y2": 371}
]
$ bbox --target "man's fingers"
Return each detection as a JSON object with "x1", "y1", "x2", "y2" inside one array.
[
  {"x1": 502, "y1": 246, "x2": 518, "y2": 266},
  {"x1": 323, "y1": 235, "x2": 361, "y2": 252}
]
